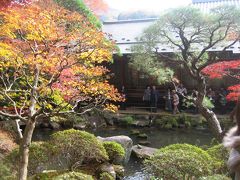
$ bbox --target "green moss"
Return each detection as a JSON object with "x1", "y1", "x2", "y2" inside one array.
[
  {"x1": 145, "y1": 144, "x2": 215, "y2": 179},
  {"x1": 31, "y1": 171, "x2": 93, "y2": 180},
  {"x1": 99, "y1": 172, "x2": 114, "y2": 180},
  {"x1": 103, "y1": 141, "x2": 125, "y2": 164},
  {"x1": 199, "y1": 174, "x2": 231, "y2": 180}
]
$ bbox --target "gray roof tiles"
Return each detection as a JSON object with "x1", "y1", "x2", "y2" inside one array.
[{"x1": 103, "y1": 1, "x2": 240, "y2": 54}]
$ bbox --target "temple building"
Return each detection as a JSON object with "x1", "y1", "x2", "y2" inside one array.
[{"x1": 102, "y1": 0, "x2": 240, "y2": 106}]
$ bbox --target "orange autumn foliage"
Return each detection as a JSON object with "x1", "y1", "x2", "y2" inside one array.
[{"x1": 0, "y1": 0, "x2": 121, "y2": 115}]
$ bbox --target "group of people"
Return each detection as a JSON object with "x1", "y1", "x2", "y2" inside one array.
[
  {"x1": 120, "y1": 84, "x2": 230, "y2": 114},
  {"x1": 143, "y1": 85, "x2": 183, "y2": 114}
]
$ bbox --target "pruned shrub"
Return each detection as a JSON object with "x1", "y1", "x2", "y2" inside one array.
[
  {"x1": 50, "y1": 129, "x2": 108, "y2": 169},
  {"x1": 206, "y1": 144, "x2": 229, "y2": 173},
  {"x1": 144, "y1": 144, "x2": 215, "y2": 179},
  {"x1": 103, "y1": 141, "x2": 125, "y2": 164}
]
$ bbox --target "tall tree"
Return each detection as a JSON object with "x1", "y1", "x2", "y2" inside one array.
[
  {"x1": 0, "y1": 0, "x2": 121, "y2": 179},
  {"x1": 131, "y1": 6, "x2": 240, "y2": 139}
]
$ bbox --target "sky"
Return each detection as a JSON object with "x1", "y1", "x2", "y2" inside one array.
[{"x1": 104, "y1": 0, "x2": 192, "y2": 12}]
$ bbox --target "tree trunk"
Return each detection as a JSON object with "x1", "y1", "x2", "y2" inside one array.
[
  {"x1": 198, "y1": 105, "x2": 223, "y2": 140},
  {"x1": 196, "y1": 76, "x2": 223, "y2": 140},
  {"x1": 18, "y1": 65, "x2": 39, "y2": 180},
  {"x1": 18, "y1": 119, "x2": 36, "y2": 180}
]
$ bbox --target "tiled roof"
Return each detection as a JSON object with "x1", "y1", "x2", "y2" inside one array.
[
  {"x1": 192, "y1": 0, "x2": 240, "y2": 13},
  {"x1": 103, "y1": 1, "x2": 240, "y2": 54},
  {"x1": 103, "y1": 19, "x2": 157, "y2": 53},
  {"x1": 193, "y1": 0, "x2": 231, "y2": 3}
]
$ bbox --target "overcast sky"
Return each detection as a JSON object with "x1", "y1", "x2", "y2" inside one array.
[{"x1": 104, "y1": 0, "x2": 192, "y2": 12}]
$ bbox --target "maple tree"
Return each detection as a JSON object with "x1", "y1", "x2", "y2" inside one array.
[
  {"x1": 202, "y1": 60, "x2": 240, "y2": 101},
  {"x1": 83, "y1": 0, "x2": 108, "y2": 15},
  {"x1": 0, "y1": 0, "x2": 30, "y2": 9},
  {"x1": 0, "y1": 0, "x2": 121, "y2": 179}
]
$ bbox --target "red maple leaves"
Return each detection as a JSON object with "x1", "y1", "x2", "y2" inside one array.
[
  {"x1": 202, "y1": 60, "x2": 240, "y2": 101},
  {"x1": 0, "y1": 0, "x2": 31, "y2": 9}
]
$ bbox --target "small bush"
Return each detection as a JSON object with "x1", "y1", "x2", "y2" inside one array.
[
  {"x1": 155, "y1": 116, "x2": 178, "y2": 129},
  {"x1": 0, "y1": 161, "x2": 15, "y2": 180},
  {"x1": 99, "y1": 172, "x2": 114, "y2": 180},
  {"x1": 121, "y1": 116, "x2": 135, "y2": 125},
  {"x1": 145, "y1": 144, "x2": 215, "y2": 179},
  {"x1": 103, "y1": 142, "x2": 125, "y2": 164},
  {"x1": 199, "y1": 174, "x2": 231, "y2": 180},
  {"x1": 7, "y1": 141, "x2": 54, "y2": 175},
  {"x1": 51, "y1": 129, "x2": 108, "y2": 169},
  {"x1": 7, "y1": 130, "x2": 109, "y2": 174},
  {"x1": 206, "y1": 144, "x2": 229, "y2": 173}
]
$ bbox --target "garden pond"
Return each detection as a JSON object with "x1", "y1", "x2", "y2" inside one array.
[{"x1": 33, "y1": 126, "x2": 213, "y2": 180}]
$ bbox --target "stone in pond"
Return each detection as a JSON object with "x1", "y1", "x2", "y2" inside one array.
[
  {"x1": 138, "y1": 140, "x2": 151, "y2": 146},
  {"x1": 132, "y1": 145, "x2": 158, "y2": 159},
  {"x1": 137, "y1": 133, "x2": 148, "y2": 139},
  {"x1": 130, "y1": 129, "x2": 141, "y2": 135}
]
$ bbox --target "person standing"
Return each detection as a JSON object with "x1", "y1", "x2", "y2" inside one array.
[
  {"x1": 143, "y1": 85, "x2": 151, "y2": 111},
  {"x1": 164, "y1": 88, "x2": 172, "y2": 112},
  {"x1": 172, "y1": 90, "x2": 179, "y2": 114},
  {"x1": 150, "y1": 85, "x2": 159, "y2": 112},
  {"x1": 120, "y1": 85, "x2": 126, "y2": 110},
  {"x1": 176, "y1": 83, "x2": 187, "y2": 111}
]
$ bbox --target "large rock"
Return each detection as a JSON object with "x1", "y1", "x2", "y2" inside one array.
[
  {"x1": 132, "y1": 145, "x2": 158, "y2": 159},
  {"x1": 131, "y1": 120, "x2": 150, "y2": 127},
  {"x1": 98, "y1": 163, "x2": 116, "y2": 179},
  {"x1": 49, "y1": 122, "x2": 61, "y2": 130},
  {"x1": 98, "y1": 135, "x2": 133, "y2": 164}
]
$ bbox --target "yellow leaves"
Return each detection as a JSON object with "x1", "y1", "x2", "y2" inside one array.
[
  {"x1": 104, "y1": 103, "x2": 118, "y2": 113},
  {"x1": 0, "y1": 42, "x2": 14, "y2": 58},
  {"x1": 0, "y1": 0, "x2": 121, "y2": 113}
]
